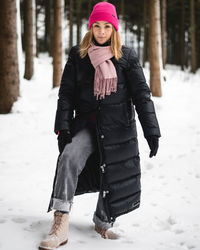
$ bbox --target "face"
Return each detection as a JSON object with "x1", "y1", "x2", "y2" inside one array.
[{"x1": 92, "y1": 21, "x2": 113, "y2": 44}]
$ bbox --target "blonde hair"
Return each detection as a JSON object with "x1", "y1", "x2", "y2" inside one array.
[{"x1": 79, "y1": 25, "x2": 122, "y2": 60}]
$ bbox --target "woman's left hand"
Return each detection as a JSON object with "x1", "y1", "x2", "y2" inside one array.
[{"x1": 146, "y1": 135, "x2": 159, "y2": 158}]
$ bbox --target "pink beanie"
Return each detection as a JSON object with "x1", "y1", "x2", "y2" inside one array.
[{"x1": 89, "y1": 2, "x2": 119, "y2": 31}]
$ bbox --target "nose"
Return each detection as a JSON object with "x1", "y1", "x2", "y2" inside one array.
[{"x1": 98, "y1": 27, "x2": 105, "y2": 35}]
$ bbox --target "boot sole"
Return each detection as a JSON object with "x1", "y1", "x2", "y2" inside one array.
[{"x1": 38, "y1": 239, "x2": 68, "y2": 250}]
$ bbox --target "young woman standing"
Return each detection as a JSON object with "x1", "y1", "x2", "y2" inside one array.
[{"x1": 39, "y1": 2, "x2": 161, "y2": 249}]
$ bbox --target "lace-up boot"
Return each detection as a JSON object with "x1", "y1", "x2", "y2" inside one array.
[
  {"x1": 39, "y1": 211, "x2": 69, "y2": 250},
  {"x1": 94, "y1": 224, "x2": 120, "y2": 239}
]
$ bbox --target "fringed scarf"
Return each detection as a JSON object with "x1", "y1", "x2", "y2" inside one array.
[{"x1": 88, "y1": 42, "x2": 118, "y2": 100}]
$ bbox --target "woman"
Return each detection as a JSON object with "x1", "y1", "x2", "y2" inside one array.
[{"x1": 39, "y1": 2, "x2": 161, "y2": 249}]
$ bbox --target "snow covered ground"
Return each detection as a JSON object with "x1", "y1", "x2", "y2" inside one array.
[{"x1": 0, "y1": 54, "x2": 200, "y2": 250}]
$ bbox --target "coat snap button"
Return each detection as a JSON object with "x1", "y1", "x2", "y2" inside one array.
[{"x1": 101, "y1": 134, "x2": 104, "y2": 139}]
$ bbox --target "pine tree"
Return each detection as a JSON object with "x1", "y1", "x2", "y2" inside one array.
[
  {"x1": 53, "y1": 0, "x2": 63, "y2": 87},
  {"x1": 24, "y1": 0, "x2": 34, "y2": 80},
  {"x1": 190, "y1": 0, "x2": 197, "y2": 73},
  {"x1": 161, "y1": 0, "x2": 167, "y2": 68},
  {"x1": 149, "y1": 0, "x2": 162, "y2": 97},
  {"x1": 69, "y1": 0, "x2": 73, "y2": 49},
  {"x1": 0, "y1": 0, "x2": 19, "y2": 113}
]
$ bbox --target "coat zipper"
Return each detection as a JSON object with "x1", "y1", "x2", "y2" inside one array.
[{"x1": 95, "y1": 102, "x2": 114, "y2": 224}]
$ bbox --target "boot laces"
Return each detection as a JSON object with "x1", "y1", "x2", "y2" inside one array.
[{"x1": 49, "y1": 212, "x2": 65, "y2": 236}]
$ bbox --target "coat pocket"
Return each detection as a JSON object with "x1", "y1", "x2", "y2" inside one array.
[{"x1": 125, "y1": 100, "x2": 135, "y2": 126}]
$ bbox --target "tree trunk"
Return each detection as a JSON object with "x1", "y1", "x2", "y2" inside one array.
[
  {"x1": 197, "y1": 0, "x2": 200, "y2": 68},
  {"x1": 53, "y1": 0, "x2": 63, "y2": 88},
  {"x1": 137, "y1": 23, "x2": 141, "y2": 60},
  {"x1": 45, "y1": 0, "x2": 50, "y2": 54},
  {"x1": 120, "y1": 0, "x2": 125, "y2": 17},
  {"x1": 190, "y1": 0, "x2": 197, "y2": 73},
  {"x1": 125, "y1": 19, "x2": 128, "y2": 46},
  {"x1": 180, "y1": 0, "x2": 185, "y2": 71},
  {"x1": 161, "y1": 0, "x2": 166, "y2": 68},
  {"x1": 24, "y1": 0, "x2": 34, "y2": 80},
  {"x1": 142, "y1": 0, "x2": 147, "y2": 67},
  {"x1": 0, "y1": 0, "x2": 19, "y2": 113},
  {"x1": 149, "y1": 0, "x2": 162, "y2": 97},
  {"x1": 69, "y1": 0, "x2": 73, "y2": 49},
  {"x1": 45, "y1": 0, "x2": 53, "y2": 55},
  {"x1": 171, "y1": 26, "x2": 176, "y2": 64},
  {"x1": 50, "y1": 0, "x2": 54, "y2": 57},
  {"x1": 88, "y1": 0, "x2": 92, "y2": 21},
  {"x1": 21, "y1": 0, "x2": 25, "y2": 51},
  {"x1": 34, "y1": 0, "x2": 38, "y2": 57},
  {"x1": 76, "y1": 0, "x2": 82, "y2": 45},
  {"x1": 119, "y1": 0, "x2": 125, "y2": 44}
]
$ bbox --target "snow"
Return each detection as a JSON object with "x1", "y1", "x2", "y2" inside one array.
[{"x1": 0, "y1": 53, "x2": 200, "y2": 250}]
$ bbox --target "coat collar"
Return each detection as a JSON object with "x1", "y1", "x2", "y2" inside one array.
[{"x1": 92, "y1": 36, "x2": 111, "y2": 46}]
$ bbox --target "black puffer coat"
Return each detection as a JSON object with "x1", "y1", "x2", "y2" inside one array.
[{"x1": 48, "y1": 43, "x2": 161, "y2": 223}]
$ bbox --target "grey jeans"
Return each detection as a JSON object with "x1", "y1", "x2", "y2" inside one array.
[{"x1": 49, "y1": 124, "x2": 113, "y2": 230}]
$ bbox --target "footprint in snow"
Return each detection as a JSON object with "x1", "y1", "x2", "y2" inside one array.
[
  {"x1": 24, "y1": 220, "x2": 50, "y2": 233},
  {"x1": 0, "y1": 219, "x2": 7, "y2": 223},
  {"x1": 84, "y1": 213, "x2": 90, "y2": 216},
  {"x1": 174, "y1": 229, "x2": 184, "y2": 234},
  {"x1": 132, "y1": 223, "x2": 140, "y2": 227},
  {"x1": 186, "y1": 244, "x2": 196, "y2": 249},
  {"x1": 154, "y1": 216, "x2": 174, "y2": 231},
  {"x1": 145, "y1": 163, "x2": 153, "y2": 170},
  {"x1": 77, "y1": 240, "x2": 86, "y2": 244},
  {"x1": 11, "y1": 217, "x2": 27, "y2": 223},
  {"x1": 167, "y1": 216, "x2": 176, "y2": 225},
  {"x1": 121, "y1": 239, "x2": 134, "y2": 244},
  {"x1": 90, "y1": 234, "x2": 98, "y2": 238},
  {"x1": 178, "y1": 154, "x2": 186, "y2": 158},
  {"x1": 180, "y1": 241, "x2": 196, "y2": 249}
]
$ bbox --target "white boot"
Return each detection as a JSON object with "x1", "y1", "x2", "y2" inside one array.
[{"x1": 39, "y1": 211, "x2": 69, "y2": 250}]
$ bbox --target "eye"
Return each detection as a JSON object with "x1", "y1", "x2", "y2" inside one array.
[
  {"x1": 94, "y1": 24, "x2": 99, "y2": 27},
  {"x1": 105, "y1": 25, "x2": 111, "y2": 28}
]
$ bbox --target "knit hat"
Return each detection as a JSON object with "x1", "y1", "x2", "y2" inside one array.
[{"x1": 89, "y1": 2, "x2": 119, "y2": 31}]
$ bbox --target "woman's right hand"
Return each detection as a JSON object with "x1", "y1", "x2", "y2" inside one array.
[{"x1": 57, "y1": 130, "x2": 72, "y2": 154}]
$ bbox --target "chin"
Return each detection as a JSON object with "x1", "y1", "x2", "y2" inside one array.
[{"x1": 97, "y1": 40, "x2": 106, "y2": 44}]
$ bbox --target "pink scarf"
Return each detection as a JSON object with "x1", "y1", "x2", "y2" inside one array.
[{"x1": 88, "y1": 42, "x2": 117, "y2": 100}]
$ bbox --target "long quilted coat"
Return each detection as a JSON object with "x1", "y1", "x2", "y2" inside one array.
[{"x1": 47, "y1": 44, "x2": 161, "y2": 224}]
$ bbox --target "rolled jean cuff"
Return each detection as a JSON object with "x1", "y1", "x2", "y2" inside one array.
[
  {"x1": 50, "y1": 198, "x2": 73, "y2": 213},
  {"x1": 92, "y1": 212, "x2": 113, "y2": 230}
]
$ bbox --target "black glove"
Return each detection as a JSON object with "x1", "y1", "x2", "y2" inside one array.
[
  {"x1": 57, "y1": 130, "x2": 72, "y2": 154},
  {"x1": 146, "y1": 135, "x2": 159, "y2": 158}
]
